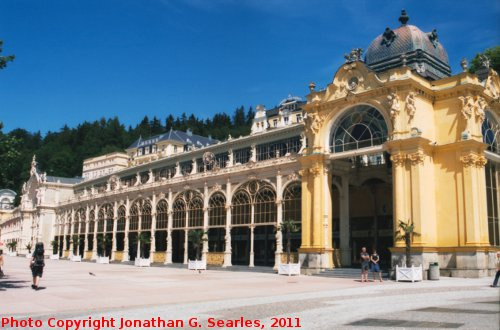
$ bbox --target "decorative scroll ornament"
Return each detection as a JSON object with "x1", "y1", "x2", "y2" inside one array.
[
  {"x1": 460, "y1": 153, "x2": 487, "y2": 168},
  {"x1": 459, "y1": 95, "x2": 487, "y2": 134},
  {"x1": 407, "y1": 151, "x2": 425, "y2": 165},
  {"x1": 298, "y1": 169, "x2": 308, "y2": 177},
  {"x1": 287, "y1": 172, "x2": 298, "y2": 181},
  {"x1": 203, "y1": 152, "x2": 215, "y2": 167},
  {"x1": 212, "y1": 183, "x2": 222, "y2": 193},
  {"x1": 405, "y1": 92, "x2": 416, "y2": 121},
  {"x1": 390, "y1": 153, "x2": 406, "y2": 167},
  {"x1": 309, "y1": 167, "x2": 321, "y2": 176}
]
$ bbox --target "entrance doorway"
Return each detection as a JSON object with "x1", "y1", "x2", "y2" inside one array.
[
  {"x1": 254, "y1": 225, "x2": 275, "y2": 266},
  {"x1": 231, "y1": 227, "x2": 250, "y2": 265}
]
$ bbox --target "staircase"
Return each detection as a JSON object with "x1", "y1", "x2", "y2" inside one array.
[{"x1": 314, "y1": 267, "x2": 390, "y2": 279}]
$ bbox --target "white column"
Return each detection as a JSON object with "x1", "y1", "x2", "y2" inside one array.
[
  {"x1": 165, "y1": 189, "x2": 173, "y2": 264},
  {"x1": 69, "y1": 208, "x2": 75, "y2": 256},
  {"x1": 202, "y1": 183, "x2": 209, "y2": 262},
  {"x1": 92, "y1": 204, "x2": 98, "y2": 260},
  {"x1": 274, "y1": 172, "x2": 283, "y2": 269},
  {"x1": 183, "y1": 207, "x2": 188, "y2": 264},
  {"x1": 137, "y1": 201, "x2": 143, "y2": 260},
  {"x1": 227, "y1": 149, "x2": 234, "y2": 167},
  {"x1": 322, "y1": 166, "x2": 331, "y2": 268},
  {"x1": 150, "y1": 194, "x2": 157, "y2": 258},
  {"x1": 340, "y1": 175, "x2": 351, "y2": 266},
  {"x1": 249, "y1": 225, "x2": 255, "y2": 268},
  {"x1": 250, "y1": 144, "x2": 257, "y2": 162},
  {"x1": 111, "y1": 201, "x2": 118, "y2": 261},
  {"x1": 84, "y1": 206, "x2": 90, "y2": 253},
  {"x1": 223, "y1": 180, "x2": 232, "y2": 267},
  {"x1": 77, "y1": 211, "x2": 82, "y2": 257},
  {"x1": 192, "y1": 158, "x2": 197, "y2": 174},
  {"x1": 122, "y1": 198, "x2": 130, "y2": 262}
]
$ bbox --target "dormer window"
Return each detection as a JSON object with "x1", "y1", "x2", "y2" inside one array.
[
  {"x1": 174, "y1": 146, "x2": 178, "y2": 153},
  {"x1": 284, "y1": 117, "x2": 289, "y2": 124},
  {"x1": 273, "y1": 119, "x2": 278, "y2": 127},
  {"x1": 296, "y1": 114, "x2": 302, "y2": 123},
  {"x1": 152, "y1": 145, "x2": 157, "y2": 153},
  {"x1": 138, "y1": 148, "x2": 143, "y2": 156},
  {"x1": 145, "y1": 146, "x2": 150, "y2": 154}
]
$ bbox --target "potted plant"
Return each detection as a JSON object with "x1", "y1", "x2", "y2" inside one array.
[
  {"x1": 7, "y1": 241, "x2": 17, "y2": 256},
  {"x1": 96, "y1": 234, "x2": 110, "y2": 264},
  {"x1": 394, "y1": 219, "x2": 422, "y2": 282},
  {"x1": 187, "y1": 229, "x2": 207, "y2": 271},
  {"x1": 278, "y1": 219, "x2": 301, "y2": 276},
  {"x1": 50, "y1": 240, "x2": 60, "y2": 260},
  {"x1": 134, "y1": 232, "x2": 151, "y2": 267},
  {"x1": 25, "y1": 242, "x2": 33, "y2": 258},
  {"x1": 70, "y1": 234, "x2": 82, "y2": 262}
]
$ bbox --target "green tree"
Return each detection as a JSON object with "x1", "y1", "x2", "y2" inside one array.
[
  {"x1": 469, "y1": 46, "x2": 500, "y2": 74},
  {"x1": 394, "y1": 219, "x2": 420, "y2": 267},
  {"x1": 188, "y1": 229, "x2": 207, "y2": 261},
  {"x1": 280, "y1": 219, "x2": 299, "y2": 264},
  {"x1": 0, "y1": 40, "x2": 15, "y2": 69}
]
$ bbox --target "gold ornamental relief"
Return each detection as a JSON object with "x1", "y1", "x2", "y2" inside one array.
[
  {"x1": 407, "y1": 151, "x2": 425, "y2": 165},
  {"x1": 459, "y1": 153, "x2": 486, "y2": 168},
  {"x1": 390, "y1": 153, "x2": 406, "y2": 167},
  {"x1": 304, "y1": 110, "x2": 327, "y2": 136}
]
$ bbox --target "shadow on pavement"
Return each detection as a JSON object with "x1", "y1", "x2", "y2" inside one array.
[{"x1": 0, "y1": 278, "x2": 30, "y2": 290}]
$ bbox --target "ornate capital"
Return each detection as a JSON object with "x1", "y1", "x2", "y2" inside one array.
[
  {"x1": 460, "y1": 153, "x2": 487, "y2": 168},
  {"x1": 390, "y1": 153, "x2": 406, "y2": 167},
  {"x1": 298, "y1": 169, "x2": 308, "y2": 177},
  {"x1": 309, "y1": 167, "x2": 321, "y2": 176},
  {"x1": 407, "y1": 151, "x2": 425, "y2": 165}
]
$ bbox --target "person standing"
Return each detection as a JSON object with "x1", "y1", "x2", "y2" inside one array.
[
  {"x1": 370, "y1": 249, "x2": 383, "y2": 282},
  {"x1": 0, "y1": 249, "x2": 4, "y2": 278},
  {"x1": 491, "y1": 251, "x2": 500, "y2": 288},
  {"x1": 360, "y1": 247, "x2": 370, "y2": 282},
  {"x1": 30, "y1": 242, "x2": 45, "y2": 290}
]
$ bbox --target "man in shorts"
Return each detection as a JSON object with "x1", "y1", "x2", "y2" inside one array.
[{"x1": 360, "y1": 247, "x2": 370, "y2": 282}]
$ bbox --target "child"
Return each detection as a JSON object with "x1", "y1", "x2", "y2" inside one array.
[{"x1": 370, "y1": 249, "x2": 383, "y2": 282}]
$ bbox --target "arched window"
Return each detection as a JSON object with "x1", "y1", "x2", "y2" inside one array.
[
  {"x1": 117, "y1": 206, "x2": 126, "y2": 232},
  {"x1": 129, "y1": 204, "x2": 139, "y2": 231},
  {"x1": 97, "y1": 208, "x2": 105, "y2": 233},
  {"x1": 330, "y1": 105, "x2": 388, "y2": 153},
  {"x1": 72, "y1": 211, "x2": 79, "y2": 233},
  {"x1": 141, "y1": 201, "x2": 152, "y2": 230},
  {"x1": 254, "y1": 187, "x2": 277, "y2": 224},
  {"x1": 232, "y1": 180, "x2": 277, "y2": 225},
  {"x1": 232, "y1": 191, "x2": 251, "y2": 225},
  {"x1": 173, "y1": 199, "x2": 186, "y2": 228},
  {"x1": 105, "y1": 206, "x2": 114, "y2": 232},
  {"x1": 156, "y1": 200, "x2": 168, "y2": 229},
  {"x1": 88, "y1": 210, "x2": 95, "y2": 234},
  {"x1": 77, "y1": 208, "x2": 86, "y2": 234},
  {"x1": 283, "y1": 182, "x2": 301, "y2": 224},
  {"x1": 209, "y1": 193, "x2": 226, "y2": 227},
  {"x1": 482, "y1": 111, "x2": 499, "y2": 154},
  {"x1": 188, "y1": 197, "x2": 204, "y2": 228}
]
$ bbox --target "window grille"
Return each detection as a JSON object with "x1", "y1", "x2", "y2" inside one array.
[
  {"x1": 156, "y1": 200, "x2": 168, "y2": 229},
  {"x1": 233, "y1": 148, "x2": 251, "y2": 165},
  {"x1": 117, "y1": 206, "x2": 126, "y2": 232},
  {"x1": 209, "y1": 193, "x2": 226, "y2": 227},
  {"x1": 283, "y1": 182, "x2": 301, "y2": 224},
  {"x1": 141, "y1": 201, "x2": 152, "y2": 230}
]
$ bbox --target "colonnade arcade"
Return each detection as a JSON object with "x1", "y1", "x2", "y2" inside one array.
[{"x1": 54, "y1": 178, "x2": 302, "y2": 267}]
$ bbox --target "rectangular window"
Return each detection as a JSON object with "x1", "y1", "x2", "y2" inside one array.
[
  {"x1": 233, "y1": 147, "x2": 251, "y2": 165},
  {"x1": 296, "y1": 114, "x2": 302, "y2": 122},
  {"x1": 284, "y1": 117, "x2": 289, "y2": 124},
  {"x1": 273, "y1": 119, "x2": 278, "y2": 127}
]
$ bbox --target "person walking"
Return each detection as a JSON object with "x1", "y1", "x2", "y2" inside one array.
[
  {"x1": 360, "y1": 247, "x2": 370, "y2": 282},
  {"x1": 0, "y1": 249, "x2": 4, "y2": 278},
  {"x1": 30, "y1": 242, "x2": 45, "y2": 290},
  {"x1": 491, "y1": 251, "x2": 500, "y2": 288},
  {"x1": 370, "y1": 249, "x2": 383, "y2": 282}
]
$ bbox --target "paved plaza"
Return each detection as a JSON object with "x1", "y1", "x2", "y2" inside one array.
[{"x1": 1, "y1": 255, "x2": 499, "y2": 329}]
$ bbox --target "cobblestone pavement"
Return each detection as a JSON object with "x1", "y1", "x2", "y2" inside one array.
[{"x1": 1, "y1": 255, "x2": 499, "y2": 329}]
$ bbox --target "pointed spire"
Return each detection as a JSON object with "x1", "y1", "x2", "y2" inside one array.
[{"x1": 398, "y1": 9, "x2": 409, "y2": 26}]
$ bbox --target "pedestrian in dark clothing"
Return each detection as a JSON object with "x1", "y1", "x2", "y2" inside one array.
[
  {"x1": 491, "y1": 251, "x2": 500, "y2": 288},
  {"x1": 30, "y1": 242, "x2": 45, "y2": 290},
  {"x1": 0, "y1": 249, "x2": 4, "y2": 278}
]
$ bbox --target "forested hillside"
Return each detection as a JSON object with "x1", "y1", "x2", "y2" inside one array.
[{"x1": 0, "y1": 106, "x2": 254, "y2": 203}]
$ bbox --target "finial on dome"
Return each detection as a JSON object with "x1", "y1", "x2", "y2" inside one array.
[{"x1": 398, "y1": 9, "x2": 409, "y2": 25}]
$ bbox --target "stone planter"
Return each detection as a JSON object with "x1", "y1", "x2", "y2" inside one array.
[
  {"x1": 96, "y1": 256, "x2": 109, "y2": 264},
  {"x1": 71, "y1": 255, "x2": 82, "y2": 262},
  {"x1": 25, "y1": 254, "x2": 33, "y2": 259},
  {"x1": 50, "y1": 254, "x2": 60, "y2": 260},
  {"x1": 278, "y1": 263, "x2": 301, "y2": 276},
  {"x1": 134, "y1": 258, "x2": 151, "y2": 267},
  {"x1": 396, "y1": 265, "x2": 423, "y2": 282},
  {"x1": 7, "y1": 251, "x2": 17, "y2": 257},
  {"x1": 188, "y1": 259, "x2": 206, "y2": 270}
]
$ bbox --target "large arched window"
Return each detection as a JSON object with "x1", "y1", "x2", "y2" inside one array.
[
  {"x1": 88, "y1": 210, "x2": 95, "y2": 234},
  {"x1": 330, "y1": 105, "x2": 388, "y2": 153},
  {"x1": 129, "y1": 204, "x2": 139, "y2": 231},
  {"x1": 77, "y1": 208, "x2": 86, "y2": 234},
  {"x1": 173, "y1": 199, "x2": 185, "y2": 228},
  {"x1": 156, "y1": 200, "x2": 168, "y2": 229},
  {"x1": 141, "y1": 201, "x2": 152, "y2": 230},
  {"x1": 482, "y1": 111, "x2": 499, "y2": 154},
  {"x1": 209, "y1": 193, "x2": 226, "y2": 227},
  {"x1": 188, "y1": 197, "x2": 204, "y2": 228},
  {"x1": 232, "y1": 180, "x2": 277, "y2": 225},
  {"x1": 117, "y1": 206, "x2": 126, "y2": 232},
  {"x1": 283, "y1": 182, "x2": 301, "y2": 224}
]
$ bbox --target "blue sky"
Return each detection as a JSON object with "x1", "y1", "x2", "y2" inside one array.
[{"x1": 1, "y1": 0, "x2": 499, "y2": 134}]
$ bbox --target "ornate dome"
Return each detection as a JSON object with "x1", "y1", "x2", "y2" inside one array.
[{"x1": 365, "y1": 10, "x2": 451, "y2": 80}]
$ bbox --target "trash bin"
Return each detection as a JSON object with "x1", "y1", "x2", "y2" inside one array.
[{"x1": 428, "y1": 262, "x2": 440, "y2": 280}]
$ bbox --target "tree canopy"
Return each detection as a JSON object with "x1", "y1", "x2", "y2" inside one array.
[
  {"x1": 468, "y1": 46, "x2": 500, "y2": 74},
  {"x1": 0, "y1": 107, "x2": 255, "y2": 204}
]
